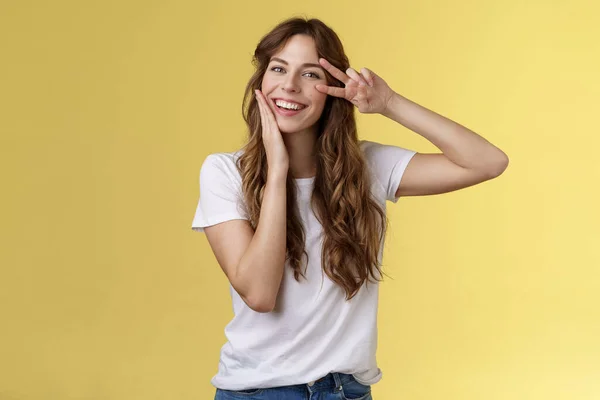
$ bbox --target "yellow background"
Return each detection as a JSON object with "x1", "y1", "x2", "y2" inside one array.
[{"x1": 1, "y1": 0, "x2": 599, "y2": 399}]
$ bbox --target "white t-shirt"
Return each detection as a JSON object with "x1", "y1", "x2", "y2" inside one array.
[{"x1": 191, "y1": 139, "x2": 416, "y2": 390}]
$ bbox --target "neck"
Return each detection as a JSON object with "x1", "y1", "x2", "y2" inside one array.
[{"x1": 282, "y1": 126, "x2": 318, "y2": 179}]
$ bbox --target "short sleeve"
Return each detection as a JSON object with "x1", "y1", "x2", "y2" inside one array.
[
  {"x1": 360, "y1": 140, "x2": 417, "y2": 203},
  {"x1": 191, "y1": 154, "x2": 249, "y2": 233}
]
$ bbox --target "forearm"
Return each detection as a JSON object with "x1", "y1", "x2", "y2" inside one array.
[
  {"x1": 235, "y1": 173, "x2": 287, "y2": 311},
  {"x1": 383, "y1": 92, "x2": 508, "y2": 173}
]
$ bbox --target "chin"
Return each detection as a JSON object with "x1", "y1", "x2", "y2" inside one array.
[{"x1": 277, "y1": 123, "x2": 307, "y2": 134}]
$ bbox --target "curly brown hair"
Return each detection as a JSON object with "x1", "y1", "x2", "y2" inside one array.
[{"x1": 237, "y1": 17, "x2": 389, "y2": 300}]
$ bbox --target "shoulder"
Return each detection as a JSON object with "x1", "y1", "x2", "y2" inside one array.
[
  {"x1": 359, "y1": 139, "x2": 415, "y2": 159},
  {"x1": 202, "y1": 150, "x2": 242, "y2": 169},
  {"x1": 358, "y1": 139, "x2": 381, "y2": 155},
  {"x1": 200, "y1": 150, "x2": 244, "y2": 181},
  {"x1": 358, "y1": 139, "x2": 416, "y2": 177},
  {"x1": 358, "y1": 139, "x2": 418, "y2": 203}
]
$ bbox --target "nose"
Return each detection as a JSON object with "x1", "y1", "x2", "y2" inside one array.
[{"x1": 281, "y1": 74, "x2": 300, "y2": 93}]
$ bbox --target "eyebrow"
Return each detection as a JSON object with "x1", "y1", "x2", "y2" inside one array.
[{"x1": 269, "y1": 57, "x2": 323, "y2": 70}]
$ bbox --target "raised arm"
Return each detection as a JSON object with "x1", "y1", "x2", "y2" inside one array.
[
  {"x1": 316, "y1": 58, "x2": 509, "y2": 197},
  {"x1": 383, "y1": 92, "x2": 509, "y2": 197}
]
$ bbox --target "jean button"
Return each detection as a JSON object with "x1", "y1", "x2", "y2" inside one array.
[{"x1": 308, "y1": 380, "x2": 315, "y2": 386}]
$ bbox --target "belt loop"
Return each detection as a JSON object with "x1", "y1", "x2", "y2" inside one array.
[{"x1": 333, "y1": 372, "x2": 342, "y2": 391}]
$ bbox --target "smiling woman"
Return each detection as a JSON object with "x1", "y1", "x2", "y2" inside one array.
[{"x1": 191, "y1": 15, "x2": 507, "y2": 400}]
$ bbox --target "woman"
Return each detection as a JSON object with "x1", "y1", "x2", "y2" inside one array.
[{"x1": 192, "y1": 17, "x2": 508, "y2": 400}]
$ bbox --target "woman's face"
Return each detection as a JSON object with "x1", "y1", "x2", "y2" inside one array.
[{"x1": 261, "y1": 34, "x2": 328, "y2": 134}]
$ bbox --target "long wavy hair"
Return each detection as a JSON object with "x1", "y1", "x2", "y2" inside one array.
[{"x1": 237, "y1": 17, "x2": 389, "y2": 300}]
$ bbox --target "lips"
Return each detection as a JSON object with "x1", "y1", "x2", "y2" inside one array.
[
  {"x1": 270, "y1": 100, "x2": 305, "y2": 117},
  {"x1": 271, "y1": 98, "x2": 308, "y2": 109}
]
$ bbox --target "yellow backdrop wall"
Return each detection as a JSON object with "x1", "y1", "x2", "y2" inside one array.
[{"x1": 1, "y1": 1, "x2": 599, "y2": 399}]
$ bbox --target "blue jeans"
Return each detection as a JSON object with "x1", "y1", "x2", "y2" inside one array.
[{"x1": 214, "y1": 372, "x2": 373, "y2": 399}]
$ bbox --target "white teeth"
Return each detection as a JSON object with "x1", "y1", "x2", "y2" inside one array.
[{"x1": 275, "y1": 100, "x2": 305, "y2": 110}]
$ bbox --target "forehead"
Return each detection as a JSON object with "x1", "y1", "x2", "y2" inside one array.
[{"x1": 271, "y1": 35, "x2": 319, "y2": 64}]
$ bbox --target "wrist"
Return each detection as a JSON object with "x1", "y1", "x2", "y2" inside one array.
[
  {"x1": 267, "y1": 168, "x2": 289, "y2": 184},
  {"x1": 382, "y1": 91, "x2": 402, "y2": 120}
]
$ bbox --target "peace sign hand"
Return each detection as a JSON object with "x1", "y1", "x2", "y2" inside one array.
[{"x1": 315, "y1": 58, "x2": 395, "y2": 115}]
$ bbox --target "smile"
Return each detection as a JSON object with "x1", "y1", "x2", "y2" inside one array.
[{"x1": 273, "y1": 98, "x2": 307, "y2": 111}]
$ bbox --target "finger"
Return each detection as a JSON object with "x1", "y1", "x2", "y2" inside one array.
[
  {"x1": 256, "y1": 89, "x2": 278, "y2": 133},
  {"x1": 361, "y1": 67, "x2": 374, "y2": 87},
  {"x1": 255, "y1": 90, "x2": 268, "y2": 132},
  {"x1": 261, "y1": 94, "x2": 279, "y2": 132},
  {"x1": 319, "y1": 58, "x2": 350, "y2": 85},
  {"x1": 346, "y1": 67, "x2": 368, "y2": 87},
  {"x1": 255, "y1": 90, "x2": 265, "y2": 121},
  {"x1": 315, "y1": 84, "x2": 347, "y2": 98}
]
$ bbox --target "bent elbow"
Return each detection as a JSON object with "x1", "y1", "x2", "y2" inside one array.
[
  {"x1": 486, "y1": 153, "x2": 509, "y2": 178},
  {"x1": 244, "y1": 293, "x2": 276, "y2": 313},
  {"x1": 496, "y1": 155, "x2": 509, "y2": 176},
  {"x1": 232, "y1": 274, "x2": 278, "y2": 313}
]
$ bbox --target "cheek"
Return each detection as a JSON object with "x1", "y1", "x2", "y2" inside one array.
[
  {"x1": 261, "y1": 82, "x2": 271, "y2": 93},
  {"x1": 261, "y1": 76, "x2": 275, "y2": 93},
  {"x1": 311, "y1": 93, "x2": 328, "y2": 114}
]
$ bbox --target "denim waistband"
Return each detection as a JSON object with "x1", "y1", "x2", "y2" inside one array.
[{"x1": 306, "y1": 372, "x2": 355, "y2": 391}]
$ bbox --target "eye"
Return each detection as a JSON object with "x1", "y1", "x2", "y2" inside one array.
[
  {"x1": 270, "y1": 66, "x2": 284, "y2": 73},
  {"x1": 304, "y1": 72, "x2": 321, "y2": 79}
]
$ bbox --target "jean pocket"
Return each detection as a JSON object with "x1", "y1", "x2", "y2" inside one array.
[{"x1": 340, "y1": 378, "x2": 372, "y2": 400}]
